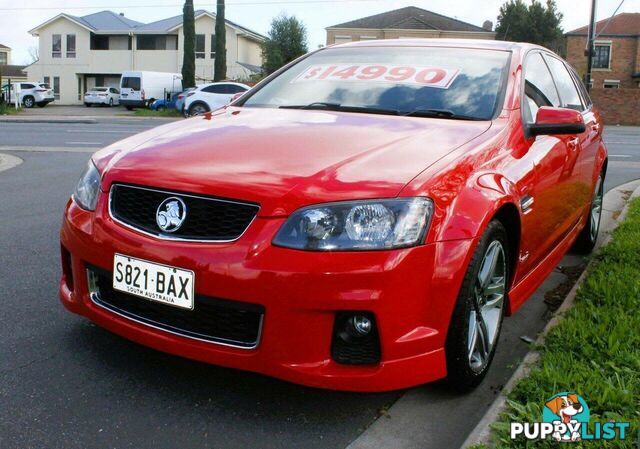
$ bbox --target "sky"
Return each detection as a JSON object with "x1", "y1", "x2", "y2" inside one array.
[{"x1": 0, "y1": 0, "x2": 638, "y2": 65}]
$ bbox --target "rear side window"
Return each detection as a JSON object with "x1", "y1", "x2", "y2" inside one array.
[
  {"x1": 202, "y1": 84, "x2": 228, "y2": 94},
  {"x1": 21, "y1": 83, "x2": 35, "y2": 90},
  {"x1": 227, "y1": 85, "x2": 247, "y2": 94},
  {"x1": 121, "y1": 77, "x2": 141, "y2": 90},
  {"x1": 543, "y1": 55, "x2": 584, "y2": 111},
  {"x1": 523, "y1": 53, "x2": 559, "y2": 123}
]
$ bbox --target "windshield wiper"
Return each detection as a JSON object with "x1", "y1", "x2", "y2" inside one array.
[
  {"x1": 402, "y1": 108, "x2": 479, "y2": 121},
  {"x1": 280, "y1": 103, "x2": 400, "y2": 116}
]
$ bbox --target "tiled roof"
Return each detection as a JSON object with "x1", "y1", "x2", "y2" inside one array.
[
  {"x1": 327, "y1": 6, "x2": 489, "y2": 33},
  {"x1": 566, "y1": 12, "x2": 640, "y2": 36},
  {"x1": 0, "y1": 43, "x2": 9, "y2": 49}
]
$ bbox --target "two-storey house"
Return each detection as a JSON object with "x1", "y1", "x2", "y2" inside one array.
[{"x1": 26, "y1": 10, "x2": 265, "y2": 104}]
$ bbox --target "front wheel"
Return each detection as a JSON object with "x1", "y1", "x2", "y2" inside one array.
[
  {"x1": 109, "y1": 98, "x2": 114, "y2": 107},
  {"x1": 572, "y1": 173, "x2": 604, "y2": 254},
  {"x1": 445, "y1": 220, "x2": 509, "y2": 391},
  {"x1": 23, "y1": 96, "x2": 35, "y2": 108}
]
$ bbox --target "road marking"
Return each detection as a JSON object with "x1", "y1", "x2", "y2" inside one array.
[
  {"x1": 608, "y1": 154, "x2": 632, "y2": 158},
  {"x1": 65, "y1": 129, "x2": 135, "y2": 134},
  {"x1": 0, "y1": 146, "x2": 95, "y2": 153},
  {"x1": 65, "y1": 141, "x2": 103, "y2": 146}
]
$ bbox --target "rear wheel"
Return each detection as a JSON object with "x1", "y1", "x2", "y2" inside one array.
[
  {"x1": 445, "y1": 220, "x2": 509, "y2": 391},
  {"x1": 188, "y1": 103, "x2": 209, "y2": 116},
  {"x1": 23, "y1": 96, "x2": 35, "y2": 108},
  {"x1": 573, "y1": 173, "x2": 604, "y2": 254},
  {"x1": 108, "y1": 98, "x2": 114, "y2": 107},
  {"x1": 125, "y1": 106, "x2": 133, "y2": 111}
]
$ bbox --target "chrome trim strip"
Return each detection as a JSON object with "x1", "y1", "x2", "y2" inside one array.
[
  {"x1": 89, "y1": 291, "x2": 263, "y2": 350},
  {"x1": 108, "y1": 183, "x2": 260, "y2": 243}
]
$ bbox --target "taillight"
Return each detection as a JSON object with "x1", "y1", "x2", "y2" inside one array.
[{"x1": 177, "y1": 95, "x2": 184, "y2": 99}]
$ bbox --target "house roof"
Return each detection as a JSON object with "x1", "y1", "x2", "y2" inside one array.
[
  {"x1": 0, "y1": 43, "x2": 9, "y2": 49},
  {"x1": 566, "y1": 12, "x2": 640, "y2": 37},
  {"x1": 29, "y1": 9, "x2": 265, "y2": 40},
  {"x1": 327, "y1": 6, "x2": 489, "y2": 33},
  {"x1": 0, "y1": 65, "x2": 27, "y2": 77}
]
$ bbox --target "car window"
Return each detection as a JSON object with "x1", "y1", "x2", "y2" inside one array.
[
  {"x1": 21, "y1": 83, "x2": 35, "y2": 90},
  {"x1": 203, "y1": 84, "x2": 228, "y2": 94},
  {"x1": 543, "y1": 55, "x2": 584, "y2": 111},
  {"x1": 242, "y1": 46, "x2": 511, "y2": 120},
  {"x1": 227, "y1": 85, "x2": 247, "y2": 94},
  {"x1": 523, "y1": 53, "x2": 560, "y2": 123},
  {"x1": 39, "y1": 83, "x2": 50, "y2": 89},
  {"x1": 569, "y1": 66, "x2": 592, "y2": 108},
  {"x1": 121, "y1": 77, "x2": 141, "y2": 90}
]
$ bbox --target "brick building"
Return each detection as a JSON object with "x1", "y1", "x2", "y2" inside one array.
[{"x1": 565, "y1": 12, "x2": 640, "y2": 89}]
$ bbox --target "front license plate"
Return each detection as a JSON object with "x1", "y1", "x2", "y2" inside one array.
[{"x1": 113, "y1": 254, "x2": 195, "y2": 310}]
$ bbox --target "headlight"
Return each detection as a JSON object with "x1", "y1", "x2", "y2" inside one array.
[
  {"x1": 273, "y1": 198, "x2": 434, "y2": 251},
  {"x1": 73, "y1": 160, "x2": 101, "y2": 211}
]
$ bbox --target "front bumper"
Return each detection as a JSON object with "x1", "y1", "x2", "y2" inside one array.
[{"x1": 60, "y1": 194, "x2": 476, "y2": 392}]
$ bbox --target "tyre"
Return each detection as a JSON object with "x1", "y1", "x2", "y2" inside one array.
[
  {"x1": 36, "y1": 102, "x2": 47, "y2": 108},
  {"x1": 188, "y1": 103, "x2": 209, "y2": 116},
  {"x1": 109, "y1": 98, "x2": 114, "y2": 107},
  {"x1": 125, "y1": 106, "x2": 133, "y2": 111},
  {"x1": 23, "y1": 96, "x2": 35, "y2": 108},
  {"x1": 85, "y1": 103, "x2": 91, "y2": 107},
  {"x1": 572, "y1": 172, "x2": 604, "y2": 254},
  {"x1": 445, "y1": 219, "x2": 509, "y2": 391}
]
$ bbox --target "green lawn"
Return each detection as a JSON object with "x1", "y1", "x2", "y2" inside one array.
[
  {"x1": 132, "y1": 108, "x2": 182, "y2": 118},
  {"x1": 487, "y1": 197, "x2": 640, "y2": 448},
  {"x1": 0, "y1": 102, "x2": 22, "y2": 115}
]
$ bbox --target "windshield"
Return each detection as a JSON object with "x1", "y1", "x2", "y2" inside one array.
[
  {"x1": 121, "y1": 77, "x2": 141, "y2": 90},
  {"x1": 242, "y1": 46, "x2": 510, "y2": 120}
]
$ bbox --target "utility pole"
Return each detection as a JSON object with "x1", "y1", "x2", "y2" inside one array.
[{"x1": 585, "y1": 0, "x2": 597, "y2": 92}]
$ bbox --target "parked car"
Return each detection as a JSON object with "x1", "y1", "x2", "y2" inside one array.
[
  {"x1": 183, "y1": 82, "x2": 249, "y2": 116},
  {"x1": 119, "y1": 71, "x2": 183, "y2": 110},
  {"x1": 84, "y1": 87, "x2": 120, "y2": 107},
  {"x1": 175, "y1": 87, "x2": 196, "y2": 114},
  {"x1": 9, "y1": 82, "x2": 55, "y2": 108},
  {"x1": 61, "y1": 40, "x2": 607, "y2": 392}
]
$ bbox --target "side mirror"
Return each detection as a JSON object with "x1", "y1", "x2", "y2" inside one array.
[{"x1": 528, "y1": 106, "x2": 586, "y2": 137}]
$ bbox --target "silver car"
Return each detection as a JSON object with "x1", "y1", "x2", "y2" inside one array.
[{"x1": 84, "y1": 87, "x2": 120, "y2": 107}]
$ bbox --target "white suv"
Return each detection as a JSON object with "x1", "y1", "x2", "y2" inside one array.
[
  {"x1": 9, "y1": 82, "x2": 55, "y2": 108},
  {"x1": 184, "y1": 82, "x2": 250, "y2": 117}
]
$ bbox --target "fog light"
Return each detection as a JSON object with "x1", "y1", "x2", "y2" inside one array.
[{"x1": 351, "y1": 315, "x2": 372, "y2": 336}]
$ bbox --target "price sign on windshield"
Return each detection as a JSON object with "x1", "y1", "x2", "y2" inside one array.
[{"x1": 292, "y1": 64, "x2": 459, "y2": 89}]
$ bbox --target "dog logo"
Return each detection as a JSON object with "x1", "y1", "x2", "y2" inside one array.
[
  {"x1": 156, "y1": 197, "x2": 187, "y2": 233},
  {"x1": 543, "y1": 393, "x2": 589, "y2": 441}
]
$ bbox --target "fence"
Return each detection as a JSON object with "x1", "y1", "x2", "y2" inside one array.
[{"x1": 590, "y1": 88, "x2": 640, "y2": 126}]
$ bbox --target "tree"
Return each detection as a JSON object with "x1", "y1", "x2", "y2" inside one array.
[
  {"x1": 27, "y1": 46, "x2": 39, "y2": 64},
  {"x1": 181, "y1": 0, "x2": 196, "y2": 88},
  {"x1": 214, "y1": 0, "x2": 227, "y2": 81},
  {"x1": 262, "y1": 14, "x2": 308, "y2": 75},
  {"x1": 495, "y1": 0, "x2": 564, "y2": 54}
]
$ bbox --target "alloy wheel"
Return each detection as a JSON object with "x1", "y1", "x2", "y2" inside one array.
[
  {"x1": 467, "y1": 240, "x2": 506, "y2": 372},
  {"x1": 590, "y1": 176, "x2": 604, "y2": 242}
]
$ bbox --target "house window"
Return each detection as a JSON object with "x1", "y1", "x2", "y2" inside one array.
[
  {"x1": 210, "y1": 34, "x2": 216, "y2": 59},
  {"x1": 593, "y1": 43, "x2": 611, "y2": 69},
  {"x1": 90, "y1": 34, "x2": 109, "y2": 50},
  {"x1": 137, "y1": 35, "x2": 174, "y2": 50},
  {"x1": 53, "y1": 76, "x2": 60, "y2": 100},
  {"x1": 0, "y1": 52, "x2": 6, "y2": 65},
  {"x1": 196, "y1": 34, "x2": 205, "y2": 59},
  {"x1": 43, "y1": 76, "x2": 50, "y2": 86},
  {"x1": 66, "y1": 34, "x2": 76, "y2": 58},
  {"x1": 359, "y1": 35, "x2": 377, "y2": 41},
  {"x1": 603, "y1": 80, "x2": 620, "y2": 89},
  {"x1": 333, "y1": 36, "x2": 352, "y2": 44},
  {"x1": 52, "y1": 34, "x2": 62, "y2": 58}
]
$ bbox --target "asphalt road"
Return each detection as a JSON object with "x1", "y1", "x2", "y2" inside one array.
[{"x1": 0, "y1": 120, "x2": 638, "y2": 449}]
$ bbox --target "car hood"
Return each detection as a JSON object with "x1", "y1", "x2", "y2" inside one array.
[{"x1": 98, "y1": 107, "x2": 491, "y2": 216}]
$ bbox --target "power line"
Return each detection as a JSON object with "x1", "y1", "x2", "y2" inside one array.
[
  {"x1": 0, "y1": 0, "x2": 383, "y2": 12},
  {"x1": 595, "y1": 0, "x2": 625, "y2": 38}
]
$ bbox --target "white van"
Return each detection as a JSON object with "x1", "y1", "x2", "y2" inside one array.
[{"x1": 119, "y1": 71, "x2": 183, "y2": 110}]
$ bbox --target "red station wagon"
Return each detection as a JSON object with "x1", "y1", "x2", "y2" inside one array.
[{"x1": 60, "y1": 39, "x2": 607, "y2": 392}]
